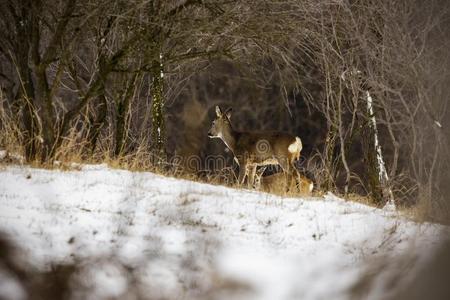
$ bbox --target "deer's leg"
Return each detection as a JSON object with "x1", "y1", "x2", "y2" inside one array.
[
  {"x1": 248, "y1": 165, "x2": 257, "y2": 189},
  {"x1": 290, "y1": 160, "x2": 301, "y2": 191},
  {"x1": 278, "y1": 158, "x2": 301, "y2": 192},
  {"x1": 237, "y1": 159, "x2": 248, "y2": 186},
  {"x1": 277, "y1": 158, "x2": 292, "y2": 191},
  {"x1": 254, "y1": 166, "x2": 267, "y2": 190}
]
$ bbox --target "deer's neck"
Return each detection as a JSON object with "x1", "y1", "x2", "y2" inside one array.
[{"x1": 220, "y1": 125, "x2": 238, "y2": 155}]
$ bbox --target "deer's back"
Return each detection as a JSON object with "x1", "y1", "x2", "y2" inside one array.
[{"x1": 235, "y1": 131, "x2": 299, "y2": 162}]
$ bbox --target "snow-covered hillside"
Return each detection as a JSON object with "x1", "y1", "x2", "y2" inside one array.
[{"x1": 0, "y1": 165, "x2": 447, "y2": 300}]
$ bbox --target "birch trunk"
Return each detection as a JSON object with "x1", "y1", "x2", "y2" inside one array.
[{"x1": 366, "y1": 91, "x2": 395, "y2": 208}]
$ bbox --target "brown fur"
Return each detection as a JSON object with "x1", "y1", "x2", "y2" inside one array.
[
  {"x1": 208, "y1": 106, "x2": 303, "y2": 189},
  {"x1": 256, "y1": 171, "x2": 314, "y2": 195}
]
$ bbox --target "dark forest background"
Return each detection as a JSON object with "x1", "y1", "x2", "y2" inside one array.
[{"x1": 1, "y1": 0, "x2": 449, "y2": 222}]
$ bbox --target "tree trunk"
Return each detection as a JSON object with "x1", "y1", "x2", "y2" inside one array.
[
  {"x1": 17, "y1": 66, "x2": 39, "y2": 162},
  {"x1": 151, "y1": 56, "x2": 165, "y2": 153},
  {"x1": 362, "y1": 122, "x2": 384, "y2": 205},
  {"x1": 365, "y1": 90, "x2": 394, "y2": 207},
  {"x1": 33, "y1": 65, "x2": 56, "y2": 162},
  {"x1": 115, "y1": 73, "x2": 139, "y2": 157},
  {"x1": 88, "y1": 94, "x2": 108, "y2": 153},
  {"x1": 13, "y1": 1, "x2": 39, "y2": 162},
  {"x1": 323, "y1": 125, "x2": 337, "y2": 191}
]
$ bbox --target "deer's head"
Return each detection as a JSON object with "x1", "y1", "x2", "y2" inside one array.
[{"x1": 208, "y1": 106, "x2": 232, "y2": 139}]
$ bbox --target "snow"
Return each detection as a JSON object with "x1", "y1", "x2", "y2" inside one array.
[
  {"x1": 434, "y1": 120, "x2": 442, "y2": 128},
  {"x1": 0, "y1": 164, "x2": 448, "y2": 299}
]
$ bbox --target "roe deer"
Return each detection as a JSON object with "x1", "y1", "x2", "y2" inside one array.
[
  {"x1": 254, "y1": 166, "x2": 314, "y2": 194},
  {"x1": 208, "y1": 106, "x2": 304, "y2": 189}
]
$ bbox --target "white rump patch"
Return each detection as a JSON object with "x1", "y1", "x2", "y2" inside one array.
[
  {"x1": 309, "y1": 182, "x2": 314, "y2": 192},
  {"x1": 288, "y1": 137, "x2": 302, "y2": 153}
]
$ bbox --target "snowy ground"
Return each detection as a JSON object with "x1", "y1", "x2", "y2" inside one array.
[{"x1": 0, "y1": 164, "x2": 448, "y2": 300}]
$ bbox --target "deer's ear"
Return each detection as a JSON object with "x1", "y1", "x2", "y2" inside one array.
[
  {"x1": 215, "y1": 105, "x2": 222, "y2": 117},
  {"x1": 225, "y1": 108, "x2": 232, "y2": 120}
]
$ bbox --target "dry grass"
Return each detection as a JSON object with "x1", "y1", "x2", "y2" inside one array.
[
  {"x1": 0, "y1": 96, "x2": 24, "y2": 157},
  {"x1": 345, "y1": 193, "x2": 379, "y2": 208}
]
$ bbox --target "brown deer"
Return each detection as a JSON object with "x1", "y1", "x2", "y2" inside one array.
[
  {"x1": 208, "y1": 106, "x2": 304, "y2": 189},
  {"x1": 254, "y1": 166, "x2": 314, "y2": 194}
]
